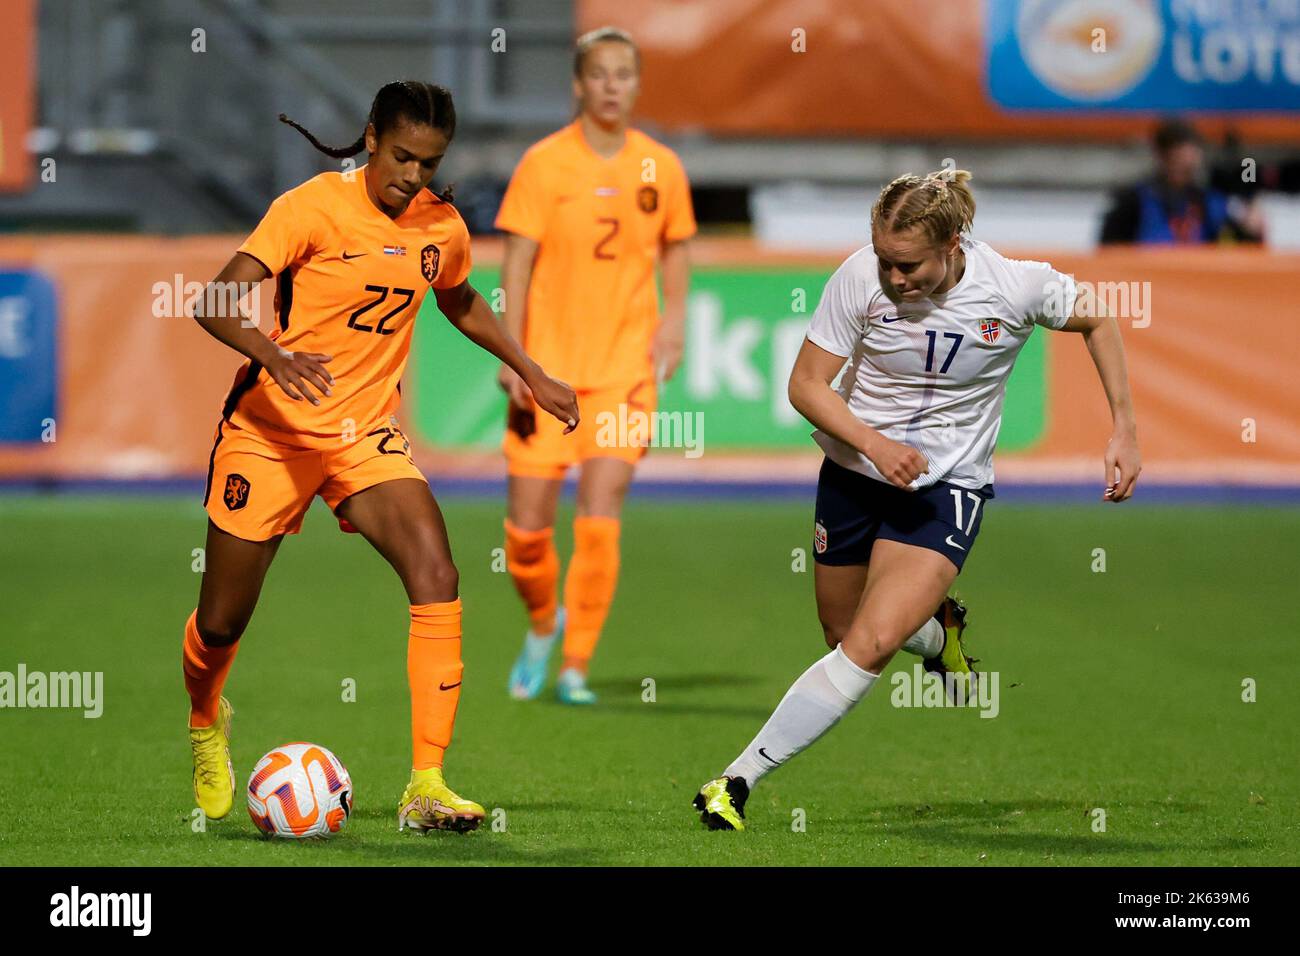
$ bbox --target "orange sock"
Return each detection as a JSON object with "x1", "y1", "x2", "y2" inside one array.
[
  {"x1": 182, "y1": 610, "x2": 239, "y2": 728},
  {"x1": 504, "y1": 520, "x2": 559, "y2": 631},
  {"x1": 408, "y1": 599, "x2": 463, "y2": 771},
  {"x1": 561, "y1": 516, "x2": 621, "y2": 672}
]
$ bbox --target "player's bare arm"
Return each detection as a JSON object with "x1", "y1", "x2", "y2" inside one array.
[
  {"x1": 496, "y1": 232, "x2": 539, "y2": 408},
  {"x1": 1061, "y1": 295, "x2": 1141, "y2": 502},
  {"x1": 788, "y1": 337, "x2": 928, "y2": 491},
  {"x1": 653, "y1": 237, "x2": 690, "y2": 382},
  {"x1": 190, "y1": 251, "x2": 334, "y2": 406},
  {"x1": 434, "y1": 277, "x2": 579, "y2": 432}
]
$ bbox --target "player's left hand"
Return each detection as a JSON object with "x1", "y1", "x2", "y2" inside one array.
[
  {"x1": 652, "y1": 325, "x2": 684, "y2": 384},
  {"x1": 1103, "y1": 428, "x2": 1141, "y2": 502},
  {"x1": 528, "y1": 372, "x2": 581, "y2": 435}
]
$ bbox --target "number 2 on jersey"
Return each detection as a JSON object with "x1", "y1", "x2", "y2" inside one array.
[
  {"x1": 594, "y1": 217, "x2": 619, "y2": 260},
  {"x1": 923, "y1": 330, "x2": 963, "y2": 373}
]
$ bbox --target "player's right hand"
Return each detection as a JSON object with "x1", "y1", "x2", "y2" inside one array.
[
  {"x1": 266, "y1": 347, "x2": 333, "y2": 406},
  {"x1": 866, "y1": 437, "x2": 929, "y2": 491},
  {"x1": 528, "y1": 374, "x2": 580, "y2": 435},
  {"x1": 497, "y1": 364, "x2": 532, "y2": 410}
]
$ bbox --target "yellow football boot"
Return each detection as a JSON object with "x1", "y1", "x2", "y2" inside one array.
[
  {"x1": 693, "y1": 775, "x2": 749, "y2": 831},
  {"x1": 189, "y1": 696, "x2": 235, "y2": 820},
  {"x1": 923, "y1": 596, "x2": 981, "y2": 704},
  {"x1": 397, "y1": 767, "x2": 485, "y2": 833}
]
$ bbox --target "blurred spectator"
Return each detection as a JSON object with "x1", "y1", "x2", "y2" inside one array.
[{"x1": 1099, "y1": 119, "x2": 1264, "y2": 245}]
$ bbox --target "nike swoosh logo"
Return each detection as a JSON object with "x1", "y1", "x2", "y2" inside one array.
[
  {"x1": 882, "y1": 315, "x2": 903, "y2": 323},
  {"x1": 439, "y1": 681, "x2": 462, "y2": 691},
  {"x1": 758, "y1": 747, "x2": 779, "y2": 765},
  {"x1": 945, "y1": 534, "x2": 966, "y2": 551},
  {"x1": 342, "y1": 251, "x2": 367, "y2": 260}
]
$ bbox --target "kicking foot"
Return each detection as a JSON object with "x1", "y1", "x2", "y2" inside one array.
[{"x1": 693, "y1": 775, "x2": 749, "y2": 831}]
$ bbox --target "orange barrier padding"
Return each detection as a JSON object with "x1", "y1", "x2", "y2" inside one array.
[
  {"x1": 1018, "y1": 247, "x2": 1300, "y2": 484},
  {"x1": 0, "y1": 236, "x2": 1297, "y2": 484},
  {"x1": 0, "y1": 236, "x2": 255, "y2": 477},
  {"x1": 577, "y1": 0, "x2": 1300, "y2": 143}
]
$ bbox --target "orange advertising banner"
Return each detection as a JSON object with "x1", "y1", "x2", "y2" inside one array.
[
  {"x1": 0, "y1": 0, "x2": 35, "y2": 191},
  {"x1": 577, "y1": 0, "x2": 1300, "y2": 142},
  {"x1": 0, "y1": 236, "x2": 1296, "y2": 487},
  {"x1": 1010, "y1": 247, "x2": 1300, "y2": 485}
]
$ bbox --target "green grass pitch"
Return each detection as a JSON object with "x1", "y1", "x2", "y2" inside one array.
[{"x1": 2, "y1": 492, "x2": 1297, "y2": 866}]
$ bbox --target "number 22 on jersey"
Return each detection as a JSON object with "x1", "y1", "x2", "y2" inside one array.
[{"x1": 347, "y1": 285, "x2": 415, "y2": 335}]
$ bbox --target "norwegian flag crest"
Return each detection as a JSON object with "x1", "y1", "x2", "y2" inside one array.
[{"x1": 979, "y1": 319, "x2": 1001, "y2": 343}]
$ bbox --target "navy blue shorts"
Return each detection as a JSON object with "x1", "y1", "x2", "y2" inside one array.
[{"x1": 813, "y1": 458, "x2": 994, "y2": 571}]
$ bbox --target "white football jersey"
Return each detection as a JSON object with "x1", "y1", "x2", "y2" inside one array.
[{"x1": 805, "y1": 237, "x2": 1077, "y2": 490}]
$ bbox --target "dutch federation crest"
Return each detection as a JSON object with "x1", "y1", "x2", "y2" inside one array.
[
  {"x1": 814, "y1": 521, "x2": 828, "y2": 554},
  {"x1": 979, "y1": 319, "x2": 1001, "y2": 343},
  {"x1": 420, "y1": 244, "x2": 441, "y2": 284},
  {"x1": 637, "y1": 185, "x2": 658, "y2": 213},
  {"x1": 223, "y1": 473, "x2": 250, "y2": 511}
]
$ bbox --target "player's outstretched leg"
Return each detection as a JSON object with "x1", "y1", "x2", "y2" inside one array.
[
  {"x1": 692, "y1": 643, "x2": 874, "y2": 832},
  {"x1": 694, "y1": 540, "x2": 957, "y2": 830},
  {"x1": 336, "y1": 478, "x2": 484, "y2": 833},
  {"x1": 185, "y1": 521, "x2": 282, "y2": 821}
]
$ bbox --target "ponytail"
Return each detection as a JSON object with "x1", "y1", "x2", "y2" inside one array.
[
  {"x1": 277, "y1": 114, "x2": 365, "y2": 159},
  {"x1": 279, "y1": 80, "x2": 458, "y2": 202}
]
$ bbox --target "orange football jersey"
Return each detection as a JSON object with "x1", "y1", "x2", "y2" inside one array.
[
  {"x1": 495, "y1": 122, "x2": 696, "y2": 390},
  {"x1": 225, "y1": 168, "x2": 471, "y2": 448}
]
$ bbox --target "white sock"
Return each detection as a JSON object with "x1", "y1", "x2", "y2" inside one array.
[
  {"x1": 724, "y1": 646, "x2": 878, "y2": 789},
  {"x1": 901, "y1": 617, "x2": 944, "y2": 658}
]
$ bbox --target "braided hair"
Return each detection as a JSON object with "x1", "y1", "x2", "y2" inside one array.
[
  {"x1": 871, "y1": 168, "x2": 976, "y2": 247},
  {"x1": 279, "y1": 81, "x2": 458, "y2": 202}
]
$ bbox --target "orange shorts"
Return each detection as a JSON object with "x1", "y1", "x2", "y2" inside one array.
[
  {"x1": 503, "y1": 379, "x2": 657, "y2": 479},
  {"x1": 203, "y1": 417, "x2": 426, "y2": 541}
]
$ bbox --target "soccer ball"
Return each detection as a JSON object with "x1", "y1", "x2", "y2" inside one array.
[{"x1": 247, "y1": 742, "x2": 353, "y2": 839}]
